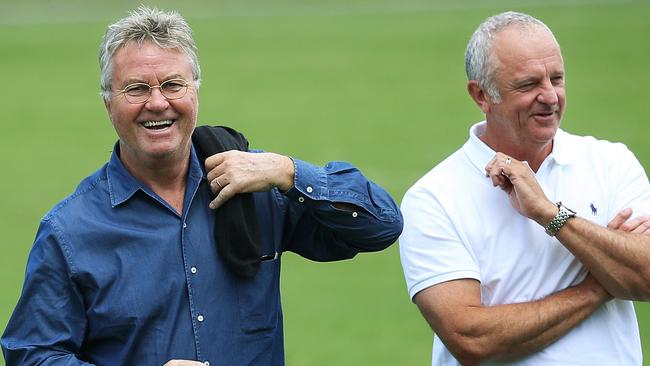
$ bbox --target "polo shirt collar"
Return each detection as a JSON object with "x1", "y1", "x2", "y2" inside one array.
[
  {"x1": 463, "y1": 121, "x2": 574, "y2": 175},
  {"x1": 549, "y1": 128, "x2": 574, "y2": 166},
  {"x1": 106, "y1": 142, "x2": 204, "y2": 207}
]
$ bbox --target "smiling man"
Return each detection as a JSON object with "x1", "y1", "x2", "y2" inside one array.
[
  {"x1": 1, "y1": 7, "x2": 402, "y2": 366},
  {"x1": 399, "y1": 11, "x2": 650, "y2": 365}
]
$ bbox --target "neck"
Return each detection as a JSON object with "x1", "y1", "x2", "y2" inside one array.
[
  {"x1": 480, "y1": 124, "x2": 553, "y2": 172},
  {"x1": 119, "y1": 145, "x2": 190, "y2": 214}
]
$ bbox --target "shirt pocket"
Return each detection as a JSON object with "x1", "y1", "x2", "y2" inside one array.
[{"x1": 237, "y1": 252, "x2": 281, "y2": 333}]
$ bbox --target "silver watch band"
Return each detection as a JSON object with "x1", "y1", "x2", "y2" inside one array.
[{"x1": 544, "y1": 201, "x2": 576, "y2": 236}]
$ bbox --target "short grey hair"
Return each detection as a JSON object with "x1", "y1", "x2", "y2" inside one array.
[
  {"x1": 99, "y1": 6, "x2": 201, "y2": 102},
  {"x1": 465, "y1": 11, "x2": 554, "y2": 103}
]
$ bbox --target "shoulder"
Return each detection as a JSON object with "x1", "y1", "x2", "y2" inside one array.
[
  {"x1": 558, "y1": 129, "x2": 635, "y2": 161},
  {"x1": 559, "y1": 131, "x2": 647, "y2": 183},
  {"x1": 556, "y1": 129, "x2": 646, "y2": 191},
  {"x1": 43, "y1": 164, "x2": 109, "y2": 223},
  {"x1": 403, "y1": 149, "x2": 468, "y2": 207}
]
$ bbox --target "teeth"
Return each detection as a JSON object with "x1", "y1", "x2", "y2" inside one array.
[{"x1": 143, "y1": 120, "x2": 173, "y2": 127}]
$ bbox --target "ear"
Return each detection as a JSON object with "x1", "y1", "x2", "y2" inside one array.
[
  {"x1": 467, "y1": 80, "x2": 491, "y2": 114},
  {"x1": 103, "y1": 98, "x2": 116, "y2": 125}
]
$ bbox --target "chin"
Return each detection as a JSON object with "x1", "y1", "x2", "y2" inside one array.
[
  {"x1": 532, "y1": 127, "x2": 558, "y2": 144},
  {"x1": 142, "y1": 142, "x2": 181, "y2": 158}
]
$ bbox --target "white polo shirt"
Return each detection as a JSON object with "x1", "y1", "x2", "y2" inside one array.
[{"x1": 400, "y1": 121, "x2": 650, "y2": 365}]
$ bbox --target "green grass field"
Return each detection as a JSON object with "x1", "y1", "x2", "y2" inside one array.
[{"x1": 1, "y1": 0, "x2": 649, "y2": 364}]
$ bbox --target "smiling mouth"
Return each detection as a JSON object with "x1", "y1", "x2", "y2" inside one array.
[
  {"x1": 533, "y1": 110, "x2": 557, "y2": 118},
  {"x1": 142, "y1": 120, "x2": 174, "y2": 130}
]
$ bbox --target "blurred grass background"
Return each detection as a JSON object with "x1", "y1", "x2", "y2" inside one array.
[{"x1": 1, "y1": 0, "x2": 649, "y2": 365}]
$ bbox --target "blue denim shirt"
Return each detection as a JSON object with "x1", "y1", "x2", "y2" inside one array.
[{"x1": 2, "y1": 144, "x2": 402, "y2": 366}]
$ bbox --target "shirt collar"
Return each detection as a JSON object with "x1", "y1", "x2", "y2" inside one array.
[
  {"x1": 106, "y1": 142, "x2": 205, "y2": 208},
  {"x1": 463, "y1": 121, "x2": 574, "y2": 175},
  {"x1": 548, "y1": 128, "x2": 574, "y2": 166}
]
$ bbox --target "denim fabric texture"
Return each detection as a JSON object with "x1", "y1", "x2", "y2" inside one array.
[{"x1": 2, "y1": 143, "x2": 403, "y2": 366}]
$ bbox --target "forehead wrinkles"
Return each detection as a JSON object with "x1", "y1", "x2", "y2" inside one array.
[
  {"x1": 112, "y1": 43, "x2": 193, "y2": 86},
  {"x1": 491, "y1": 25, "x2": 563, "y2": 80}
]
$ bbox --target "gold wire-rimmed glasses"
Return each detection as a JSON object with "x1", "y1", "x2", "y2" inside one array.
[{"x1": 114, "y1": 78, "x2": 191, "y2": 104}]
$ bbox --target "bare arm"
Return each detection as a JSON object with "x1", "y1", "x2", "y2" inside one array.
[
  {"x1": 486, "y1": 153, "x2": 650, "y2": 300},
  {"x1": 415, "y1": 276, "x2": 609, "y2": 365},
  {"x1": 554, "y1": 214, "x2": 650, "y2": 300}
]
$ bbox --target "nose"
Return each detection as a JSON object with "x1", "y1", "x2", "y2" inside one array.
[
  {"x1": 536, "y1": 79, "x2": 559, "y2": 105},
  {"x1": 145, "y1": 87, "x2": 169, "y2": 111}
]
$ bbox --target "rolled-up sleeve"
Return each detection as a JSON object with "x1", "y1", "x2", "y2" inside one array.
[
  {"x1": 1, "y1": 219, "x2": 92, "y2": 366},
  {"x1": 281, "y1": 159, "x2": 403, "y2": 261}
]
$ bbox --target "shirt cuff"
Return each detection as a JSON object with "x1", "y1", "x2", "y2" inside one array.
[{"x1": 283, "y1": 158, "x2": 327, "y2": 204}]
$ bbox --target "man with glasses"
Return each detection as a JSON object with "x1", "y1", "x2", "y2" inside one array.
[{"x1": 2, "y1": 7, "x2": 402, "y2": 366}]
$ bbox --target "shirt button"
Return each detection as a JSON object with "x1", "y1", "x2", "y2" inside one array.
[
  {"x1": 298, "y1": 197, "x2": 305, "y2": 203},
  {"x1": 204, "y1": 362, "x2": 210, "y2": 366},
  {"x1": 191, "y1": 267, "x2": 197, "y2": 274},
  {"x1": 306, "y1": 186, "x2": 313, "y2": 193},
  {"x1": 352, "y1": 212, "x2": 358, "y2": 218},
  {"x1": 197, "y1": 314, "x2": 204, "y2": 322},
  {"x1": 183, "y1": 223, "x2": 187, "y2": 228}
]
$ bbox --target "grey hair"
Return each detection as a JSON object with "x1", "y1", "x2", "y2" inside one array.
[
  {"x1": 465, "y1": 11, "x2": 553, "y2": 103},
  {"x1": 99, "y1": 6, "x2": 201, "y2": 102}
]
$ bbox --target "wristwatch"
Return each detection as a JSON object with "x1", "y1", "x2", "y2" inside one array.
[{"x1": 544, "y1": 201, "x2": 576, "y2": 236}]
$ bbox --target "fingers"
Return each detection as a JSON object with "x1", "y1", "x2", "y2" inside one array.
[
  {"x1": 604, "y1": 209, "x2": 650, "y2": 236},
  {"x1": 627, "y1": 215, "x2": 650, "y2": 234},
  {"x1": 210, "y1": 175, "x2": 227, "y2": 194},
  {"x1": 209, "y1": 184, "x2": 236, "y2": 209},
  {"x1": 608, "y1": 207, "x2": 650, "y2": 235},
  {"x1": 206, "y1": 152, "x2": 231, "y2": 183},
  {"x1": 485, "y1": 153, "x2": 514, "y2": 191},
  {"x1": 204, "y1": 151, "x2": 294, "y2": 209},
  {"x1": 607, "y1": 208, "x2": 633, "y2": 230},
  {"x1": 208, "y1": 174, "x2": 234, "y2": 209},
  {"x1": 205, "y1": 151, "x2": 226, "y2": 172}
]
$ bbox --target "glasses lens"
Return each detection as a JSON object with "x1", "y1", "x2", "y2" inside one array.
[
  {"x1": 160, "y1": 79, "x2": 188, "y2": 100},
  {"x1": 123, "y1": 83, "x2": 151, "y2": 104}
]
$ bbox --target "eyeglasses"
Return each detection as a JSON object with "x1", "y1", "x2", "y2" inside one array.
[{"x1": 114, "y1": 78, "x2": 191, "y2": 104}]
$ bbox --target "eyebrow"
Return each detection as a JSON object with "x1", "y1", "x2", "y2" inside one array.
[
  {"x1": 120, "y1": 74, "x2": 186, "y2": 87},
  {"x1": 509, "y1": 77, "x2": 538, "y2": 88}
]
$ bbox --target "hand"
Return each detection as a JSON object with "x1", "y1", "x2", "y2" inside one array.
[
  {"x1": 484, "y1": 153, "x2": 557, "y2": 224},
  {"x1": 607, "y1": 208, "x2": 650, "y2": 234},
  {"x1": 163, "y1": 360, "x2": 206, "y2": 366},
  {"x1": 205, "y1": 150, "x2": 295, "y2": 209}
]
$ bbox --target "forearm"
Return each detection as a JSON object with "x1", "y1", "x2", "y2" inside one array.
[
  {"x1": 501, "y1": 279, "x2": 607, "y2": 359},
  {"x1": 488, "y1": 151, "x2": 650, "y2": 301},
  {"x1": 555, "y1": 217, "x2": 650, "y2": 300},
  {"x1": 418, "y1": 278, "x2": 608, "y2": 365}
]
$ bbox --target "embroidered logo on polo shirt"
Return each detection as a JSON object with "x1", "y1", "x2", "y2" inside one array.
[{"x1": 590, "y1": 202, "x2": 597, "y2": 216}]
